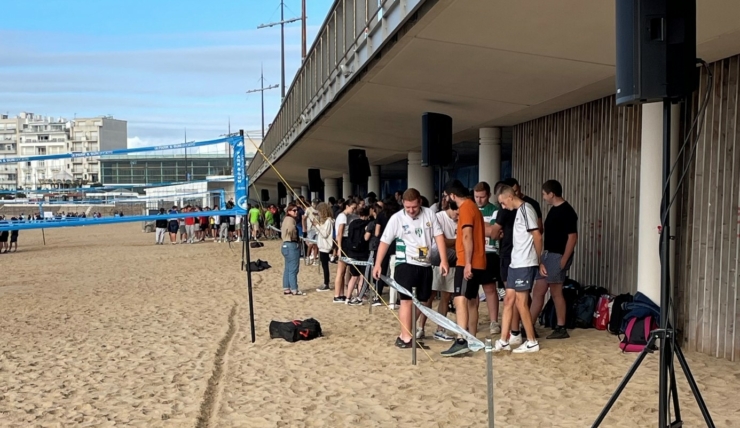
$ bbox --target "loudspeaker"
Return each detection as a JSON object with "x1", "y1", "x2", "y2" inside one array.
[
  {"x1": 261, "y1": 189, "x2": 269, "y2": 202},
  {"x1": 615, "y1": 0, "x2": 697, "y2": 105},
  {"x1": 308, "y1": 169, "x2": 323, "y2": 192},
  {"x1": 277, "y1": 182, "x2": 287, "y2": 200},
  {"x1": 422, "y1": 112, "x2": 452, "y2": 167},
  {"x1": 348, "y1": 149, "x2": 371, "y2": 185}
]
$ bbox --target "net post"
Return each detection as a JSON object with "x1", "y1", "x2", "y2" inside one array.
[
  {"x1": 412, "y1": 287, "x2": 417, "y2": 366},
  {"x1": 486, "y1": 338, "x2": 494, "y2": 428}
]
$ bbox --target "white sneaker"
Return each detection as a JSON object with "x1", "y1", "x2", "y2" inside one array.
[
  {"x1": 508, "y1": 333, "x2": 523, "y2": 347},
  {"x1": 415, "y1": 328, "x2": 425, "y2": 340},
  {"x1": 489, "y1": 321, "x2": 501, "y2": 335},
  {"x1": 492, "y1": 339, "x2": 511, "y2": 353},
  {"x1": 479, "y1": 292, "x2": 487, "y2": 302},
  {"x1": 512, "y1": 340, "x2": 540, "y2": 354}
]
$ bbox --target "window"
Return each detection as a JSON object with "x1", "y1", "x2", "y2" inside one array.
[
  {"x1": 76, "y1": 121, "x2": 86, "y2": 127},
  {"x1": 94, "y1": 121, "x2": 102, "y2": 127},
  {"x1": 74, "y1": 132, "x2": 84, "y2": 140}
]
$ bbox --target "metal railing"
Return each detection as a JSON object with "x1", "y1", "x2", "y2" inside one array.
[{"x1": 247, "y1": 0, "x2": 424, "y2": 180}]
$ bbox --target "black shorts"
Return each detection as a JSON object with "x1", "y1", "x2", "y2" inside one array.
[
  {"x1": 200, "y1": 224, "x2": 208, "y2": 231},
  {"x1": 10, "y1": 234, "x2": 18, "y2": 243},
  {"x1": 393, "y1": 263, "x2": 433, "y2": 302},
  {"x1": 228, "y1": 225, "x2": 236, "y2": 232},
  {"x1": 348, "y1": 264, "x2": 367, "y2": 277},
  {"x1": 0, "y1": 232, "x2": 8, "y2": 243},
  {"x1": 481, "y1": 252, "x2": 501, "y2": 285},
  {"x1": 167, "y1": 221, "x2": 179, "y2": 234},
  {"x1": 499, "y1": 255, "x2": 512, "y2": 283},
  {"x1": 454, "y1": 266, "x2": 487, "y2": 300}
]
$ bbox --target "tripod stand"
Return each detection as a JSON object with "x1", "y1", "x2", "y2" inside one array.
[{"x1": 593, "y1": 100, "x2": 714, "y2": 427}]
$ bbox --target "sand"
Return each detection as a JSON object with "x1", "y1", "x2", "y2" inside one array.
[{"x1": 1, "y1": 223, "x2": 739, "y2": 427}]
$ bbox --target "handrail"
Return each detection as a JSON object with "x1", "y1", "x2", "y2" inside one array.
[{"x1": 248, "y1": 0, "x2": 400, "y2": 179}]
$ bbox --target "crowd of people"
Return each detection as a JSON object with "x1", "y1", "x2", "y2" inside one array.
[{"x1": 276, "y1": 178, "x2": 578, "y2": 357}]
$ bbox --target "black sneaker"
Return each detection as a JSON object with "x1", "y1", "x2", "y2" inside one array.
[
  {"x1": 333, "y1": 296, "x2": 347, "y2": 303},
  {"x1": 371, "y1": 297, "x2": 382, "y2": 307},
  {"x1": 441, "y1": 339, "x2": 471, "y2": 357},
  {"x1": 316, "y1": 284, "x2": 331, "y2": 292},
  {"x1": 348, "y1": 297, "x2": 363, "y2": 306},
  {"x1": 546, "y1": 327, "x2": 570, "y2": 339},
  {"x1": 395, "y1": 337, "x2": 412, "y2": 349}
]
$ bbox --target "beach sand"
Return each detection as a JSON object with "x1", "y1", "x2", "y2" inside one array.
[{"x1": 1, "y1": 223, "x2": 739, "y2": 427}]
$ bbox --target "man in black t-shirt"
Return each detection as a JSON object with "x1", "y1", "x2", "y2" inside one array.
[{"x1": 530, "y1": 179, "x2": 578, "y2": 340}]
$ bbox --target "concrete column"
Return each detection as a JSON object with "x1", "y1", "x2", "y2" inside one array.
[
  {"x1": 342, "y1": 173, "x2": 351, "y2": 199},
  {"x1": 300, "y1": 185, "x2": 309, "y2": 199},
  {"x1": 636, "y1": 103, "x2": 680, "y2": 305},
  {"x1": 407, "y1": 151, "x2": 434, "y2": 202},
  {"x1": 368, "y1": 165, "x2": 380, "y2": 197},
  {"x1": 286, "y1": 192, "x2": 294, "y2": 203},
  {"x1": 479, "y1": 127, "x2": 501, "y2": 186},
  {"x1": 324, "y1": 178, "x2": 339, "y2": 201}
]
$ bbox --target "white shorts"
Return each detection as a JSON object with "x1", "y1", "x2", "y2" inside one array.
[{"x1": 432, "y1": 266, "x2": 455, "y2": 293}]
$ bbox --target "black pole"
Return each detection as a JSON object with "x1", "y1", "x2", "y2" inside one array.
[{"x1": 241, "y1": 129, "x2": 257, "y2": 343}]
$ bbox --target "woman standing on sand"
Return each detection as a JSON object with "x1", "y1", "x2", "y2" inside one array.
[
  {"x1": 332, "y1": 199, "x2": 357, "y2": 303},
  {"x1": 314, "y1": 202, "x2": 335, "y2": 292},
  {"x1": 281, "y1": 203, "x2": 304, "y2": 296}
]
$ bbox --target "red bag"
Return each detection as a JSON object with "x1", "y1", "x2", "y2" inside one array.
[{"x1": 593, "y1": 295, "x2": 611, "y2": 330}]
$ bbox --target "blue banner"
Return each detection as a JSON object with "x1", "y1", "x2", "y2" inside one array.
[
  {"x1": 231, "y1": 136, "x2": 248, "y2": 214},
  {"x1": 0, "y1": 136, "x2": 240, "y2": 164}
]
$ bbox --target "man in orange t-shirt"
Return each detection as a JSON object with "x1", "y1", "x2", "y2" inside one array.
[{"x1": 441, "y1": 181, "x2": 487, "y2": 357}]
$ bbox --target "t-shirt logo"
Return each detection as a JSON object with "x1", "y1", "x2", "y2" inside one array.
[{"x1": 415, "y1": 227, "x2": 422, "y2": 237}]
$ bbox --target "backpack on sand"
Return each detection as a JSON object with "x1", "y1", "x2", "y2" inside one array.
[
  {"x1": 575, "y1": 294, "x2": 598, "y2": 328},
  {"x1": 608, "y1": 293, "x2": 634, "y2": 335},
  {"x1": 619, "y1": 316, "x2": 657, "y2": 352},
  {"x1": 269, "y1": 318, "x2": 323, "y2": 343}
]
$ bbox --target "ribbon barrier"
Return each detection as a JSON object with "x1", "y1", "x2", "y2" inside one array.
[{"x1": 380, "y1": 275, "x2": 484, "y2": 351}]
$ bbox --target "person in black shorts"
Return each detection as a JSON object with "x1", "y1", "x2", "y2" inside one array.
[
  {"x1": 167, "y1": 206, "x2": 180, "y2": 244},
  {"x1": 9, "y1": 217, "x2": 19, "y2": 252},
  {"x1": 0, "y1": 218, "x2": 9, "y2": 254}
]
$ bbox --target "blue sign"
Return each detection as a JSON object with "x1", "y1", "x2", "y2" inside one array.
[{"x1": 231, "y1": 136, "x2": 248, "y2": 214}]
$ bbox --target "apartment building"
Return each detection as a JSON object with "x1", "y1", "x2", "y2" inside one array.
[
  {"x1": 0, "y1": 115, "x2": 20, "y2": 190},
  {"x1": 5, "y1": 112, "x2": 127, "y2": 190}
]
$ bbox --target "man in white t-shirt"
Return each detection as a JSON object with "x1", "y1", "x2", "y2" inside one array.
[
  {"x1": 494, "y1": 185, "x2": 542, "y2": 354},
  {"x1": 417, "y1": 196, "x2": 459, "y2": 342},
  {"x1": 373, "y1": 188, "x2": 449, "y2": 348}
]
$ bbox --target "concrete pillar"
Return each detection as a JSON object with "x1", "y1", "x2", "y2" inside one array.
[
  {"x1": 324, "y1": 178, "x2": 339, "y2": 201},
  {"x1": 636, "y1": 103, "x2": 680, "y2": 305},
  {"x1": 479, "y1": 127, "x2": 501, "y2": 187},
  {"x1": 342, "y1": 173, "x2": 351, "y2": 199},
  {"x1": 368, "y1": 165, "x2": 381, "y2": 197},
  {"x1": 300, "y1": 185, "x2": 309, "y2": 199},
  {"x1": 286, "y1": 192, "x2": 294, "y2": 203},
  {"x1": 407, "y1": 151, "x2": 434, "y2": 202}
]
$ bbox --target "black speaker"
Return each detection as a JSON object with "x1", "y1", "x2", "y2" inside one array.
[
  {"x1": 277, "y1": 182, "x2": 287, "y2": 200},
  {"x1": 615, "y1": 0, "x2": 697, "y2": 106},
  {"x1": 261, "y1": 189, "x2": 269, "y2": 202},
  {"x1": 348, "y1": 149, "x2": 371, "y2": 185},
  {"x1": 308, "y1": 169, "x2": 323, "y2": 192},
  {"x1": 422, "y1": 112, "x2": 453, "y2": 167}
]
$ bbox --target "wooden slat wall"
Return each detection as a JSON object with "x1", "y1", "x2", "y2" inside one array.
[
  {"x1": 676, "y1": 55, "x2": 740, "y2": 360},
  {"x1": 513, "y1": 97, "x2": 642, "y2": 295}
]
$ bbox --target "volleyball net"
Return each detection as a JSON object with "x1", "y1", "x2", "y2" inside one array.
[{"x1": 0, "y1": 133, "x2": 249, "y2": 232}]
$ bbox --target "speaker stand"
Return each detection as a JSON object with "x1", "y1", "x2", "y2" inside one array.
[{"x1": 592, "y1": 100, "x2": 714, "y2": 427}]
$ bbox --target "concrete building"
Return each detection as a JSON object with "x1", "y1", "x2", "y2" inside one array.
[
  {"x1": 69, "y1": 117, "x2": 127, "y2": 184},
  {"x1": 16, "y1": 112, "x2": 71, "y2": 190},
  {"x1": 246, "y1": 0, "x2": 740, "y2": 360},
  {"x1": 0, "y1": 115, "x2": 21, "y2": 190}
]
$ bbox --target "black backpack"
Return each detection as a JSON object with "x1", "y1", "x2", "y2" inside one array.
[
  {"x1": 609, "y1": 293, "x2": 634, "y2": 335},
  {"x1": 575, "y1": 294, "x2": 599, "y2": 328},
  {"x1": 347, "y1": 219, "x2": 371, "y2": 253},
  {"x1": 539, "y1": 281, "x2": 582, "y2": 329},
  {"x1": 269, "y1": 318, "x2": 323, "y2": 343}
]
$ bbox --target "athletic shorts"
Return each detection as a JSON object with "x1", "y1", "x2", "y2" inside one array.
[
  {"x1": 10, "y1": 234, "x2": 17, "y2": 243},
  {"x1": 393, "y1": 263, "x2": 433, "y2": 302},
  {"x1": 0, "y1": 232, "x2": 8, "y2": 242},
  {"x1": 499, "y1": 255, "x2": 511, "y2": 283},
  {"x1": 168, "y1": 221, "x2": 179, "y2": 234},
  {"x1": 178, "y1": 225, "x2": 186, "y2": 234},
  {"x1": 453, "y1": 266, "x2": 487, "y2": 300},
  {"x1": 507, "y1": 266, "x2": 538, "y2": 291},
  {"x1": 228, "y1": 225, "x2": 235, "y2": 232},
  {"x1": 348, "y1": 263, "x2": 367, "y2": 277},
  {"x1": 535, "y1": 251, "x2": 572, "y2": 283},
  {"x1": 481, "y1": 252, "x2": 501, "y2": 285},
  {"x1": 200, "y1": 223, "x2": 208, "y2": 231},
  {"x1": 432, "y1": 266, "x2": 455, "y2": 293}
]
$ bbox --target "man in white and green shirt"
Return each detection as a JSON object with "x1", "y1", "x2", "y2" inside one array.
[
  {"x1": 473, "y1": 181, "x2": 502, "y2": 335},
  {"x1": 373, "y1": 188, "x2": 449, "y2": 349}
]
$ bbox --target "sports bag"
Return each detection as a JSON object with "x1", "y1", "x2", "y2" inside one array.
[
  {"x1": 619, "y1": 316, "x2": 657, "y2": 352},
  {"x1": 269, "y1": 318, "x2": 323, "y2": 343},
  {"x1": 608, "y1": 293, "x2": 633, "y2": 335},
  {"x1": 593, "y1": 295, "x2": 611, "y2": 330},
  {"x1": 575, "y1": 294, "x2": 598, "y2": 328}
]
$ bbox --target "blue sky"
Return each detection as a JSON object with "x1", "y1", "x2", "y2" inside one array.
[{"x1": 0, "y1": 0, "x2": 333, "y2": 154}]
